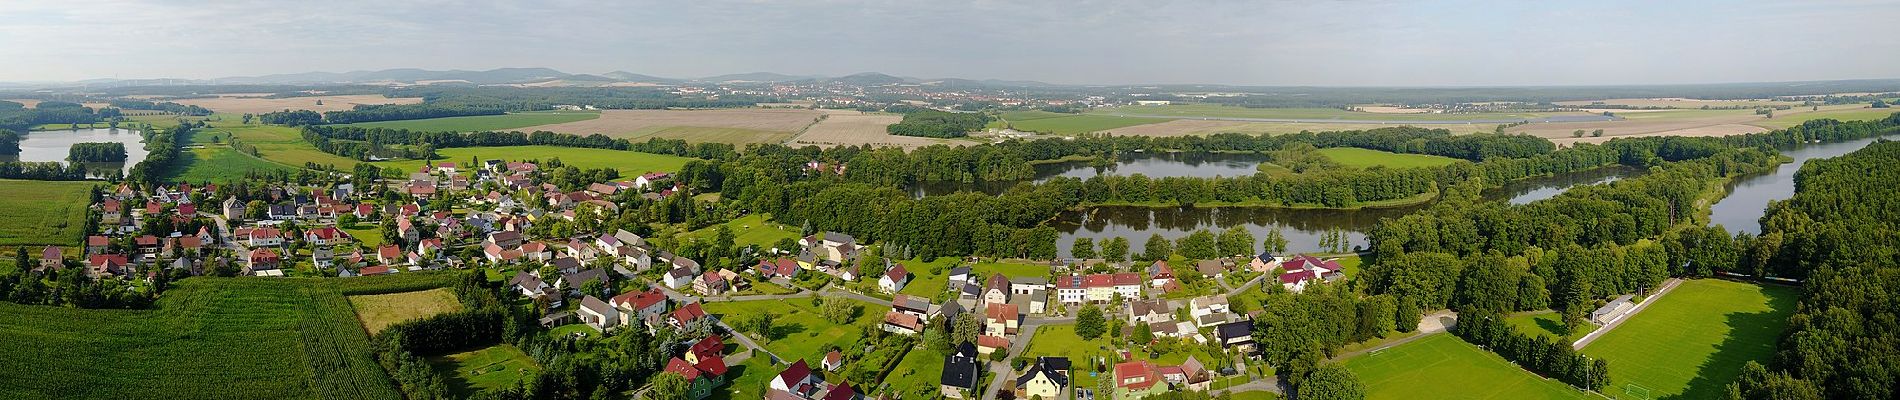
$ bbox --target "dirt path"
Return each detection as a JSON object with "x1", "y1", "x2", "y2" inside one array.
[{"x1": 1572, "y1": 278, "x2": 1684, "y2": 349}]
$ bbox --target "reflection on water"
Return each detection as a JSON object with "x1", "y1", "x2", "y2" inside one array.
[
  {"x1": 910, "y1": 152, "x2": 1269, "y2": 197},
  {"x1": 1050, "y1": 204, "x2": 1423, "y2": 258},
  {"x1": 1486, "y1": 166, "x2": 1642, "y2": 205},
  {"x1": 1707, "y1": 134, "x2": 1900, "y2": 234},
  {"x1": 0, "y1": 128, "x2": 148, "y2": 177}
]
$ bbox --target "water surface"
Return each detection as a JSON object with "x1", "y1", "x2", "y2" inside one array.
[{"x1": 0, "y1": 128, "x2": 149, "y2": 176}]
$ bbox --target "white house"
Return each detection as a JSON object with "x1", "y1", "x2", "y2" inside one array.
[
  {"x1": 577, "y1": 295, "x2": 618, "y2": 331},
  {"x1": 879, "y1": 263, "x2": 910, "y2": 293}
]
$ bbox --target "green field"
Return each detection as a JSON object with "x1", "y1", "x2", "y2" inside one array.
[
  {"x1": 882, "y1": 346, "x2": 950, "y2": 399},
  {"x1": 715, "y1": 356, "x2": 774, "y2": 400},
  {"x1": 0, "y1": 179, "x2": 95, "y2": 247},
  {"x1": 678, "y1": 214, "x2": 800, "y2": 250},
  {"x1": 429, "y1": 344, "x2": 540, "y2": 396},
  {"x1": 1753, "y1": 107, "x2": 1900, "y2": 129},
  {"x1": 998, "y1": 111, "x2": 1170, "y2": 135},
  {"x1": 341, "y1": 111, "x2": 599, "y2": 132},
  {"x1": 1093, "y1": 103, "x2": 1581, "y2": 121},
  {"x1": 209, "y1": 122, "x2": 364, "y2": 168},
  {"x1": 1314, "y1": 147, "x2": 1461, "y2": 169},
  {"x1": 0, "y1": 273, "x2": 457, "y2": 399},
  {"x1": 348, "y1": 288, "x2": 464, "y2": 335},
  {"x1": 372, "y1": 146, "x2": 694, "y2": 176},
  {"x1": 161, "y1": 146, "x2": 298, "y2": 183},
  {"x1": 699, "y1": 298, "x2": 882, "y2": 364},
  {"x1": 1580, "y1": 279, "x2": 1798, "y2": 400},
  {"x1": 1346, "y1": 333, "x2": 1590, "y2": 400},
  {"x1": 1505, "y1": 311, "x2": 1598, "y2": 341}
]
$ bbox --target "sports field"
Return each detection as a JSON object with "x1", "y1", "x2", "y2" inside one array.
[
  {"x1": 998, "y1": 110, "x2": 1170, "y2": 135},
  {"x1": 348, "y1": 288, "x2": 464, "y2": 334},
  {"x1": 0, "y1": 179, "x2": 94, "y2": 247},
  {"x1": 371, "y1": 146, "x2": 693, "y2": 176},
  {"x1": 1580, "y1": 279, "x2": 1797, "y2": 400},
  {"x1": 698, "y1": 297, "x2": 882, "y2": 364},
  {"x1": 1314, "y1": 147, "x2": 1461, "y2": 169},
  {"x1": 340, "y1": 111, "x2": 600, "y2": 132},
  {"x1": 1346, "y1": 333, "x2": 1590, "y2": 400},
  {"x1": 0, "y1": 273, "x2": 456, "y2": 400},
  {"x1": 428, "y1": 344, "x2": 540, "y2": 396}
]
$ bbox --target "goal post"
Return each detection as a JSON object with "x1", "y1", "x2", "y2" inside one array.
[{"x1": 1621, "y1": 383, "x2": 1652, "y2": 400}]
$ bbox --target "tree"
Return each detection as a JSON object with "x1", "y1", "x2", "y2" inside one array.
[
  {"x1": 953, "y1": 313, "x2": 981, "y2": 345},
  {"x1": 1264, "y1": 229, "x2": 1289, "y2": 254},
  {"x1": 1217, "y1": 228, "x2": 1256, "y2": 257},
  {"x1": 581, "y1": 280, "x2": 608, "y2": 299},
  {"x1": 1072, "y1": 237, "x2": 1096, "y2": 259},
  {"x1": 735, "y1": 312, "x2": 774, "y2": 339},
  {"x1": 1298, "y1": 363, "x2": 1366, "y2": 400},
  {"x1": 645, "y1": 372, "x2": 689, "y2": 400},
  {"x1": 1075, "y1": 305, "x2": 1107, "y2": 339},
  {"x1": 822, "y1": 297, "x2": 857, "y2": 321},
  {"x1": 924, "y1": 316, "x2": 953, "y2": 353},
  {"x1": 1132, "y1": 322, "x2": 1154, "y2": 344},
  {"x1": 1572, "y1": 129, "x2": 1586, "y2": 138},
  {"x1": 1103, "y1": 237, "x2": 1130, "y2": 262},
  {"x1": 1142, "y1": 234, "x2": 1173, "y2": 261},
  {"x1": 1590, "y1": 129, "x2": 1605, "y2": 138},
  {"x1": 1177, "y1": 230, "x2": 1218, "y2": 260}
]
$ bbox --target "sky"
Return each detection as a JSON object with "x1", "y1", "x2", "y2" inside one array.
[{"x1": 1, "y1": 0, "x2": 1896, "y2": 86}]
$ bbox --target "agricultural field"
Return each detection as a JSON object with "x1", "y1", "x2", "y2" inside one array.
[
  {"x1": 1581, "y1": 279, "x2": 1798, "y2": 400},
  {"x1": 1514, "y1": 104, "x2": 1899, "y2": 146},
  {"x1": 1314, "y1": 147, "x2": 1461, "y2": 169},
  {"x1": 1504, "y1": 311, "x2": 1598, "y2": 341},
  {"x1": 698, "y1": 297, "x2": 882, "y2": 364},
  {"x1": 1097, "y1": 119, "x2": 1499, "y2": 137},
  {"x1": 789, "y1": 111, "x2": 960, "y2": 149},
  {"x1": 998, "y1": 111, "x2": 1170, "y2": 135},
  {"x1": 160, "y1": 146, "x2": 297, "y2": 183},
  {"x1": 1092, "y1": 103, "x2": 1586, "y2": 121},
  {"x1": 0, "y1": 273, "x2": 457, "y2": 400},
  {"x1": 518, "y1": 109, "x2": 822, "y2": 145},
  {"x1": 0, "y1": 179, "x2": 95, "y2": 247},
  {"x1": 1553, "y1": 98, "x2": 1803, "y2": 109},
  {"x1": 371, "y1": 146, "x2": 693, "y2": 176},
  {"x1": 172, "y1": 94, "x2": 423, "y2": 114},
  {"x1": 678, "y1": 213, "x2": 800, "y2": 251},
  {"x1": 347, "y1": 288, "x2": 464, "y2": 334},
  {"x1": 340, "y1": 111, "x2": 599, "y2": 132},
  {"x1": 206, "y1": 122, "x2": 364, "y2": 168},
  {"x1": 1345, "y1": 333, "x2": 1590, "y2": 400},
  {"x1": 428, "y1": 344, "x2": 540, "y2": 396},
  {"x1": 1753, "y1": 106, "x2": 1900, "y2": 129}
]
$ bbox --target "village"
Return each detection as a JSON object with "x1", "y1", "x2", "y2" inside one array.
[{"x1": 55, "y1": 154, "x2": 1361, "y2": 400}]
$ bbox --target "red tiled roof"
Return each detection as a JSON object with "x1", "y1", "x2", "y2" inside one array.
[
  {"x1": 977, "y1": 335, "x2": 1009, "y2": 349},
  {"x1": 672, "y1": 303, "x2": 706, "y2": 324},
  {"x1": 1115, "y1": 361, "x2": 1162, "y2": 390},
  {"x1": 1112, "y1": 272, "x2": 1141, "y2": 286},
  {"x1": 1082, "y1": 274, "x2": 1114, "y2": 288}
]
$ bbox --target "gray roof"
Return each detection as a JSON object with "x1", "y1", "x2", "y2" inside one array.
[{"x1": 580, "y1": 295, "x2": 613, "y2": 315}]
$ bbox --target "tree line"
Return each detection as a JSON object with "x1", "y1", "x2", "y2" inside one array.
[
  {"x1": 1454, "y1": 313, "x2": 1609, "y2": 391},
  {"x1": 886, "y1": 110, "x2": 991, "y2": 138},
  {"x1": 299, "y1": 125, "x2": 737, "y2": 161},
  {"x1": 321, "y1": 103, "x2": 506, "y2": 124},
  {"x1": 67, "y1": 142, "x2": 127, "y2": 162},
  {"x1": 105, "y1": 100, "x2": 212, "y2": 116}
]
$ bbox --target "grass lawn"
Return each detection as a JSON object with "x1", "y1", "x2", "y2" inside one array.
[
  {"x1": 341, "y1": 224, "x2": 385, "y2": 248},
  {"x1": 373, "y1": 146, "x2": 693, "y2": 176},
  {"x1": 1228, "y1": 391, "x2": 1280, "y2": 400},
  {"x1": 548, "y1": 323, "x2": 597, "y2": 338},
  {"x1": 428, "y1": 344, "x2": 540, "y2": 396},
  {"x1": 894, "y1": 256, "x2": 968, "y2": 299},
  {"x1": 161, "y1": 146, "x2": 297, "y2": 183},
  {"x1": 0, "y1": 273, "x2": 457, "y2": 399},
  {"x1": 1346, "y1": 333, "x2": 1590, "y2": 400},
  {"x1": 1001, "y1": 113, "x2": 1171, "y2": 135},
  {"x1": 1505, "y1": 310, "x2": 1598, "y2": 341},
  {"x1": 1315, "y1": 147, "x2": 1461, "y2": 169},
  {"x1": 712, "y1": 356, "x2": 775, "y2": 400},
  {"x1": 1021, "y1": 324, "x2": 1117, "y2": 390},
  {"x1": 1092, "y1": 103, "x2": 1579, "y2": 121},
  {"x1": 881, "y1": 346, "x2": 950, "y2": 399},
  {"x1": 1580, "y1": 279, "x2": 1798, "y2": 400},
  {"x1": 341, "y1": 111, "x2": 599, "y2": 132},
  {"x1": 347, "y1": 288, "x2": 464, "y2": 334},
  {"x1": 0, "y1": 179, "x2": 94, "y2": 247},
  {"x1": 700, "y1": 298, "x2": 882, "y2": 364},
  {"x1": 679, "y1": 213, "x2": 799, "y2": 251}
]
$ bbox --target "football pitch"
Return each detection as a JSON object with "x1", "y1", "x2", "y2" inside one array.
[{"x1": 1346, "y1": 333, "x2": 1593, "y2": 400}]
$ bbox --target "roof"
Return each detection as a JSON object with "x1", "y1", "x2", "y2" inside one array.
[
  {"x1": 884, "y1": 263, "x2": 909, "y2": 283},
  {"x1": 691, "y1": 335, "x2": 725, "y2": 359},
  {"x1": 1594, "y1": 295, "x2": 1636, "y2": 316},
  {"x1": 41, "y1": 245, "x2": 61, "y2": 260},
  {"x1": 579, "y1": 296, "x2": 614, "y2": 316},
  {"x1": 977, "y1": 335, "x2": 1010, "y2": 349},
  {"x1": 1082, "y1": 274, "x2": 1114, "y2": 288},
  {"x1": 777, "y1": 359, "x2": 813, "y2": 389},
  {"x1": 883, "y1": 311, "x2": 923, "y2": 330},
  {"x1": 672, "y1": 303, "x2": 706, "y2": 324},
  {"x1": 611, "y1": 289, "x2": 667, "y2": 310},
  {"x1": 1196, "y1": 260, "x2": 1226, "y2": 275},
  {"x1": 985, "y1": 303, "x2": 1020, "y2": 323},
  {"x1": 666, "y1": 357, "x2": 703, "y2": 381},
  {"x1": 1215, "y1": 321, "x2": 1252, "y2": 339},
  {"x1": 1114, "y1": 361, "x2": 1162, "y2": 390},
  {"x1": 941, "y1": 342, "x2": 980, "y2": 389},
  {"x1": 985, "y1": 273, "x2": 1011, "y2": 292},
  {"x1": 892, "y1": 294, "x2": 930, "y2": 313},
  {"x1": 1112, "y1": 272, "x2": 1141, "y2": 286}
]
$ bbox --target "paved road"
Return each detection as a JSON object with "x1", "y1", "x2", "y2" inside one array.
[
  {"x1": 1572, "y1": 278, "x2": 1684, "y2": 349},
  {"x1": 649, "y1": 283, "x2": 786, "y2": 364},
  {"x1": 1328, "y1": 310, "x2": 1459, "y2": 361},
  {"x1": 979, "y1": 322, "x2": 1048, "y2": 400}
]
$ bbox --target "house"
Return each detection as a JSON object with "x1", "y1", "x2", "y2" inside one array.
[
  {"x1": 882, "y1": 311, "x2": 924, "y2": 336},
  {"x1": 238, "y1": 227, "x2": 284, "y2": 247},
  {"x1": 1190, "y1": 295, "x2": 1233, "y2": 327},
  {"x1": 247, "y1": 248, "x2": 281, "y2": 272},
  {"x1": 1015, "y1": 357, "x2": 1072, "y2": 399},
  {"x1": 758, "y1": 258, "x2": 801, "y2": 279},
  {"x1": 1150, "y1": 267, "x2": 1176, "y2": 288},
  {"x1": 977, "y1": 335, "x2": 1010, "y2": 355},
  {"x1": 486, "y1": 230, "x2": 523, "y2": 249},
  {"x1": 1084, "y1": 274, "x2": 1116, "y2": 303},
  {"x1": 577, "y1": 295, "x2": 618, "y2": 330},
  {"x1": 800, "y1": 231, "x2": 859, "y2": 262},
  {"x1": 87, "y1": 254, "x2": 130, "y2": 277},
  {"x1": 663, "y1": 267, "x2": 696, "y2": 289},
  {"x1": 39, "y1": 246, "x2": 63, "y2": 270},
  {"x1": 664, "y1": 356, "x2": 729, "y2": 400},
  {"x1": 1114, "y1": 361, "x2": 1167, "y2": 399},
  {"x1": 1215, "y1": 321, "x2": 1256, "y2": 352},
  {"x1": 312, "y1": 247, "x2": 335, "y2": 268},
  {"x1": 669, "y1": 302, "x2": 711, "y2": 332},
  {"x1": 359, "y1": 266, "x2": 394, "y2": 276},
  {"x1": 822, "y1": 350, "x2": 844, "y2": 372},
  {"x1": 940, "y1": 342, "x2": 981, "y2": 398},
  {"x1": 1055, "y1": 275, "x2": 1086, "y2": 305},
  {"x1": 1248, "y1": 252, "x2": 1282, "y2": 272},
  {"x1": 1592, "y1": 294, "x2": 1636, "y2": 325},
  {"x1": 1195, "y1": 259, "x2": 1227, "y2": 278},
  {"x1": 377, "y1": 244, "x2": 404, "y2": 266},
  {"x1": 559, "y1": 268, "x2": 608, "y2": 295},
  {"x1": 222, "y1": 197, "x2": 245, "y2": 220},
  {"x1": 1126, "y1": 299, "x2": 1172, "y2": 326},
  {"x1": 983, "y1": 273, "x2": 1011, "y2": 305},
  {"x1": 878, "y1": 263, "x2": 910, "y2": 293},
  {"x1": 770, "y1": 359, "x2": 823, "y2": 398},
  {"x1": 1178, "y1": 356, "x2": 1213, "y2": 391},
  {"x1": 1112, "y1": 272, "x2": 1142, "y2": 299},
  {"x1": 509, "y1": 272, "x2": 560, "y2": 305},
  {"x1": 892, "y1": 294, "x2": 931, "y2": 318},
  {"x1": 633, "y1": 172, "x2": 671, "y2": 189},
  {"x1": 985, "y1": 303, "x2": 1021, "y2": 337},
  {"x1": 610, "y1": 289, "x2": 669, "y2": 327},
  {"x1": 685, "y1": 335, "x2": 726, "y2": 365},
  {"x1": 946, "y1": 266, "x2": 973, "y2": 289},
  {"x1": 695, "y1": 270, "x2": 729, "y2": 296}
]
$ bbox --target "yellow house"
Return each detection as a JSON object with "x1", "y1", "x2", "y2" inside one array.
[{"x1": 1014, "y1": 357, "x2": 1071, "y2": 399}]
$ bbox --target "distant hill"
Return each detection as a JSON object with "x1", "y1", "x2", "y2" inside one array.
[
  {"x1": 601, "y1": 71, "x2": 682, "y2": 84},
  {"x1": 826, "y1": 72, "x2": 909, "y2": 86},
  {"x1": 696, "y1": 72, "x2": 826, "y2": 83},
  {"x1": 215, "y1": 67, "x2": 578, "y2": 85}
]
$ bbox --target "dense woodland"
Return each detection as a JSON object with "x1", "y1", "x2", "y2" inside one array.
[
  {"x1": 322, "y1": 103, "x2": 506, "y2": 124},
  {"x1": 66, "y1": 142, "x2": 127, "y2": 162},
  {"x1": 106, "y1": 100, "x2": 212, "y2": 116},
  {"x1": 885, "y1": 110, "x2": 992, "y2": 138},
  {"x1": 0, "y1": 100, "x2": 111, "y2": 132},
  {"x1": 298, "y1": 125, "x2": 736, "y2": 164},
  {"x1": 0, "y1": 130, "x2": 19, "y2": 154}
]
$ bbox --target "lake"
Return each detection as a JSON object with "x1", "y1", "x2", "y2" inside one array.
[
  {"x1": 910, "y1": 152, "x2": 1270, "y2": 197},
  {"x1": 1486, "y1": 166, "x2": 1642, "y2": 205},
  {"x1": 1706, "y1": 134, "x2": 1900, "y2": 234},
  {"x1": 0, "y1": 128, "x2": 149, "y2": 176}
]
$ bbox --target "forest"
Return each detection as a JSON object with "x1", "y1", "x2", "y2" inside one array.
[
  {"x1": 885, "y1": 110, "x2": 991, "y2": 138},
  {"x1": 0, "y1": 100, "x2": 108, "y2": 132},
  {"x1": 106, "y1": 99, "x2": 212, "y2": 116},
  {"x1": 298, "y1": 125, "x2": 737, "y2": 161},
  {"x1": 0, "y1": 130, "x2": 19, "y2": 154},
  {"x1": 1727, "y1": 140, "x2": 1900, "y2": 400},
  {"x1": 66, "y1": 142, "x2": 127, "y2": 162},
  {"x1": 322, "y1": 103, "x2": 507, "y2": 124}
]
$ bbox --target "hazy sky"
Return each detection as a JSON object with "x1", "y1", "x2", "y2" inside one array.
[{"x1": 2, "y1": 0, "x2": 1896, "y2": 86}]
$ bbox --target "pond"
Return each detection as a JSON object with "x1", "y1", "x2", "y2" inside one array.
[
  {"x1": 0, "y1": 128, "x2": 149, "y2": 177},
  {"x1": 1485, "y1": 166, "x2": 1642, "y2": 205},
  {"x1": 1706, "y1": 134, "x2": 1900, "y2": 235}
]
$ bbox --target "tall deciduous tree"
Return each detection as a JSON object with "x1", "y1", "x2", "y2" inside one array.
[{"x1": 1142, "y1": 234, "x2": 1172, "y2": 261}]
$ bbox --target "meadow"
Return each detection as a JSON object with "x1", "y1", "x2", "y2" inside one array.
[
  {"x1": 520, "y1": 109, "x2": 821, "y2": 145},
  {"x1": 1314, "y1": 147, "x2": 1461, "y2": 169},
  {"x1": 1097, "y1": 119, "x2": 1499, "y2": 137},
  {"x1": 1345, "y1": 333, "x2": 1590, "y2": 400},
  {"x1": 208, "y1": 122, "x2": 365, "y2": 168},
  {"x1": 0, "y1": 179, "x2": 95, "y2": 247},
  {"x1": 881, "y1": 345, "x2": 950, "y2": 399},
  {"x1": 698, "y1": 297, "x2": 883, "y2": 364},
  {"x1": 0, "y1": 273, "x2": 457, "y2": 400},
  {"x1": 997, "y1": 110, "x2": 1170, "y2": 135},
  {"x1": 1752, "y1": 107, "x2": 1900, "y2": 129},
  {"x1": 1092, "y1": 103, "x2": 1584, "y2": 121},
  {"x1": 678, "y1": 213, "x2": 800, "y2": 252},
  {"x1": 347, "y1": 288, "x2": 464, "y2": 334},
  {"x1": 1580, "y1": 279, "x2": 1798, "y2": 400},
  {"x1": 371, "y1": 146, "x2": 694, "y2": 176},
  {"x1": 428, "y1": 344, "x2": 540, "y2": 396},
  {"x1": 340, "y1": 111, "x2": 599, "y2": 132},
  {"x1": 160, "y1": 146, "x2": 297, "y2": 183}
]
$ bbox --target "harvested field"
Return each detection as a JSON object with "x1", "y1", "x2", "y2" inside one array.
[
  {"x1": 1555, "y1": 97, "x2": 1801, "y2": 108},
  {"x1": 1516, "y1": 104, "x2": 1893, "y2": 146},
  {"x1": 171, "y1": 94, "x2": 422, "y2": 114},
  {"x1": 1099, "y1": 119, "x2": 1499, "y2": 137},
  {"x1": 789, "y1": 111, "x2": 960, "y2": 149},
  {"x1": 519, "y1": 108, "x2": 822, "y2": 144},
  {"x1": 348, "y1": 288, "x2": 464, "y2": 335}
]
